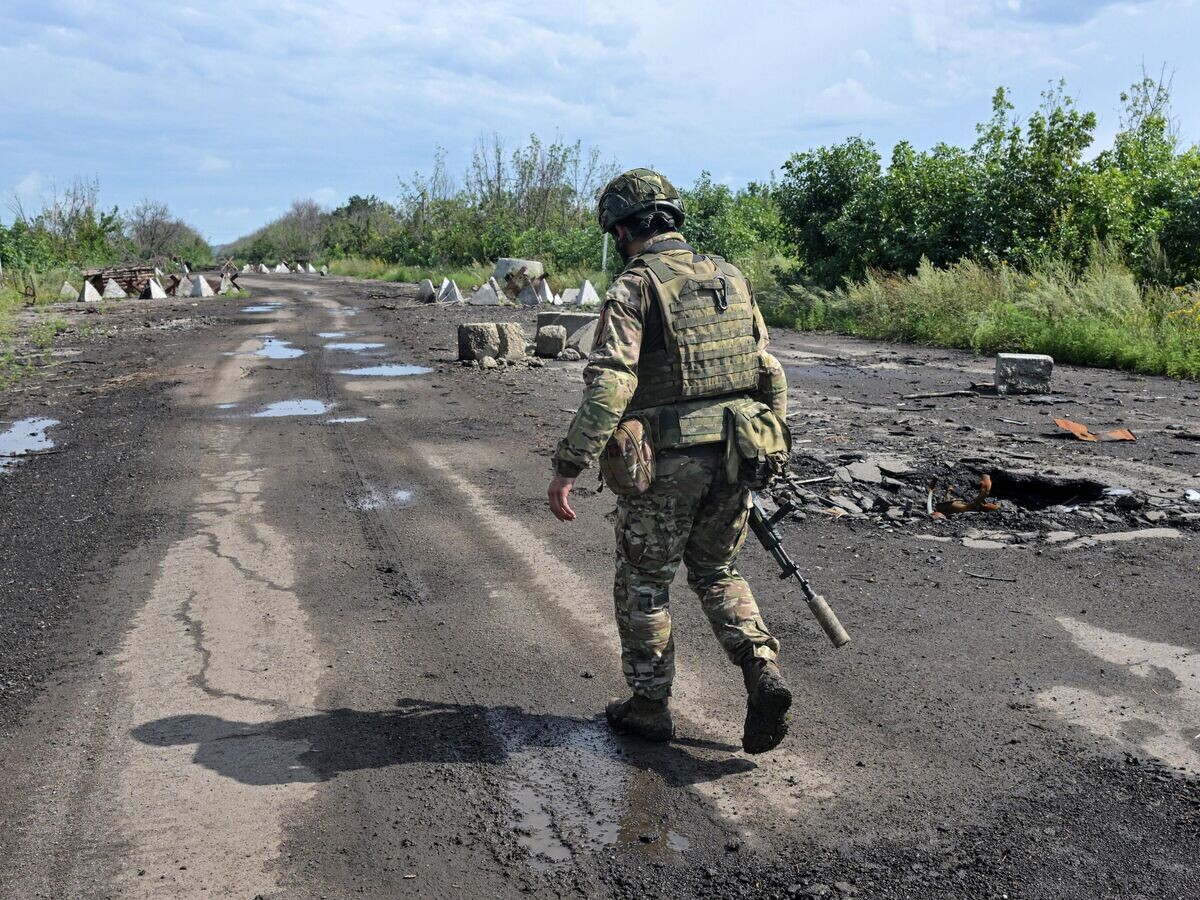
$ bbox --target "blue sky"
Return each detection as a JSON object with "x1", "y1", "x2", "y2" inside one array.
[{"x1": 1, "y1": 0, "x2": 1197, "y2": 245}]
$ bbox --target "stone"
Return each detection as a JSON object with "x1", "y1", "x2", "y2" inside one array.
[
  {"x1": 145, "y1": 277, "x2": 168, "y2": 299},
  {"x1": 102, "y1": 278, "x2": 127, "y2": 299},
  {"x1": 535, "y1": 325, "x2": 568, "y2": 358},
  {"x1": 963, "y1": 538, "x2": 1007, "y2": 550},
  {"x1": 496, "y1": 322, "x2": 527, "y2": 361},
  {"x1": 577, "y1": 279, "x2": 601, "y2": 306},
  {"x1": 995, "y1": 353, "x2": 1054, "y2": 395},
  {"x1": 480, "y1": 356, "x2": 498, "y2": 370},
  {"x1": 59, "y1": 281, "x2": 76, "y2": 300},
  {"x1": 217, "y1": 274, "x2": 236, "y2": 295},
  {"x1": 517, "y1": 283, "x2": 539, "y2": 307},
  {"x1": 79, "y1": 281, "x2": 102, "y2": 303},
  {"x1": 557, "y1": 348, "x2": 583, "y2": 362},
  {"x1": 560, "y1": 288, "x2": 580, "y2": 305},
  {"x1": 829, "y1": 496, "x2": 863, "y2": 515},
  {"x1": 436, "y1": 278, "x2": 464, "y2": 304},
  {"x1": 492, "y1": 257, "x2": 544, "y2": 285},
  {"x1": 416, "y1": 279, "x2": 437, "y2": 303},
  {"x1": 469, "y1": 282, "x2": 501, "y2": 305},
  {"x1": 457, "y1": 323, "x2": 501, "y2": 361},
  {"x1": 174, "y1": 276, "x2": 194, "y2": 297},
  {"x1": 191, "y1": 275, "x2": 215, "y2": 297},
  {"x1": 844, "y1": 460, "x2": 883, "y2": 484}
]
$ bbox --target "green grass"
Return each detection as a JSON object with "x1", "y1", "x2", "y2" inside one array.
[
  {"x1": 759, "y1": 253, "x2": 1200, "y2": 380},
  {"x1": 326, "y1": 257, "x2": 611, "y2": 297}
]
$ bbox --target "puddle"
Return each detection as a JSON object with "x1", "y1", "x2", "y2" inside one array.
[
  {"x1": 215, "y1": 402, "x2": 240, "y2": 410},
  {"x1": 325, "y1": 342, "x2": 385, "y2": 351},
  {"x1": 317, "y1": 332, "x2": 346, "y2": 339},
  {"x1": 328, "y1": 308, "x2": 358, "y2": 317},
  {"x1": 255, "y1": 338, "x2": 305, "y2": 360},
  {"x1": 250, "y1": 400, "x2": 333, "y2": 418},
  {"x1": 336, "y1": 364, "x2": 432, "y2": 377},
  {"x1": 241, "y1": 304, "x2": 282, "y2": 313},
  {"x1": 667, "y1": 831, "x2": 690, "y2": 852},
  {"x1": 0, "y1": 417, "x2": 60, "y2": 471},
  {"x1": 326, "y1": 416, "x2": 368, "y2": 424},
  {"x1": 349, "y1": 488, "x2": 415, "y2": 510}
]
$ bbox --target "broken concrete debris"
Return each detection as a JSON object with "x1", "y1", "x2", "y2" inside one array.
[
  {"x1": 535, "y1": 325, "x2": 568, "y2": 358},
  {"x1": 996, "y1": 353, "x2": 1054, "y2": 395},
  {"x1": 416, "y1": 279, "x2": 437, "y2": 303},
  {"x1": 78, "y1": 281, "x2": 102, "y2": 303},
  {"x1": 496, "y1": 322, "x2": 527, "y2": 361},
  {"x1": 102, "y1": 278, "x2": 127, "y2": 299}
]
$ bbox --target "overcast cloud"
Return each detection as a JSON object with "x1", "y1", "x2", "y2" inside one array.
[{"x1": 1, "y1": 0, "x2": 1196, "y2": 243}]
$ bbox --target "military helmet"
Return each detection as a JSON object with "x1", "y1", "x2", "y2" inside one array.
[{"x1": 597, "y1": 168, "x2": 686, "y2": 234}]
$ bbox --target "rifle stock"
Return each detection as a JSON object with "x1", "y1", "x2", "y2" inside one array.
[{"x1": 749, "y1": 496, "x2": 851, "y2": 648}]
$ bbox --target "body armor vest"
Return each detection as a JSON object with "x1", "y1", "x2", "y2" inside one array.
[{"x1": 624, "y1": 246, "x2": 762, "y2": 447}]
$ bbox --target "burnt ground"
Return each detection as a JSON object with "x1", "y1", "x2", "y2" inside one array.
[{"x1": 0, "y1": 275, "x2": 1197, "y2": 899}]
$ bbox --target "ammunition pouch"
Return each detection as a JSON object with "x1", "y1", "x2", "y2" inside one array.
[
  {"x1": 723, "y1": 400, "x2": 792, "y2": 490},
  {"x1": 600, "y1": 418, "x2": 655, "y2": 496}
]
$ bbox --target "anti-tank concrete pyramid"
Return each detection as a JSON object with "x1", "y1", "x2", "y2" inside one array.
[
  {"x1": 145, "y1": 278, "x2": 168, "y2": 299},
  {"x1": 174, "y1": 276, "x2": 194, "y2": 297},
  {"x1": 79, "y1": 281, "x2": 102, "y2": 303},
  {"x1": 59, "y1": 281, "x2": 77, "y2": 300},
  {"x1": 217, "y1": 274, "x2": 235, "y2": 295},
  {"x1": 102, "y1": 278, "x2": 127, "y2": 299},
  {"x1": 274, "y1": 262, "x2": 290, "y2": 273},
  {"x1": 191, "y1": 275, "x2": 215, "y2": 297},
  {"x1": 436, "y1": 278, "x2": 464, "y2": 304},
  {"x1": 577, "y1": 280, "x2": 600, "y2": 306},
  {"x1": 241, "y1": 264, "x2": 252, "y2": 273},
  {"x1": 305, "y1": 263, "x2": 317, "y2": 274},
  {"x1": 257, "y1": 264, "x2": 270, "y2": 274}
]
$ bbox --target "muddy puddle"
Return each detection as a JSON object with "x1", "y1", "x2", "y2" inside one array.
[
  {"x1": 348, "y1": 487, "x2": 415, "y2": 511},
  {"x1": 326, "y1": 416, "x2": 368, "y2": 424},
  {"x1": 316, "y1": 331, "x2": 346, "y2": 339},
  {"x1": 336, "y1": 364, "x2": 432, "y2": 377},
  {"x1": 324, "y1": 342, "x2": 385, "y2": 352},
  {"x1": 215, "y1": 402, "x2": 240, "y2": 410},
  {"x1": 255, "y1": 338, "x2": 305, "y2": 359},
  {"x1": 0, "y1": 417, "x2": 60, "y2": 471},
  {"x1": 250, "y1": 400, "x2": 333, "y2": 418},
  {"x1": 241, "y1": 303, "x2": 283, "y2": 313}
]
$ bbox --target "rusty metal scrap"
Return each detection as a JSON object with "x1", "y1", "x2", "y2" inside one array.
[
  {"x1": 928, "y1": 474, "x2": 1001, "y2": 518},
  {"x1": 1054, "y1": 418, "x2": 1137, "y2": 442}
]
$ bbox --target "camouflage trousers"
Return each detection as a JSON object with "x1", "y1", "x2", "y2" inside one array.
[{"x1": 613, "y1": 443, "x2": 779, "y2": 700}]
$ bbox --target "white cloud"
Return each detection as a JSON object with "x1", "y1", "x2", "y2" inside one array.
[
  {"x1": 199, "y1": 155, "x2": 232, "y2": 175},
  {"x1": 311, "y1": 187, "x2": 337, "y2": 206},
  {"x1": 807, "y1": 79, "x2": 901, "y2": 125}
]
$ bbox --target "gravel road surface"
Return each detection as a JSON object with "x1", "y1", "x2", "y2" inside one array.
[{"x1": 1, "y1": 274, "x2": 1197, "y2": 898}]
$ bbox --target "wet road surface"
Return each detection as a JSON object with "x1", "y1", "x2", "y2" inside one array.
[{"x1": 1, "y1": 275, "x2": 1198, "y2": 898}]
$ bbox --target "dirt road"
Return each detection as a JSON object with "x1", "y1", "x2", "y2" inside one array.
[{"x1": 1, "y1": 275, "x2": 1198, "y2": 898}]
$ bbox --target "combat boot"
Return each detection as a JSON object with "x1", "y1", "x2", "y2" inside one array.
[
  {"x1": 741, "y1": 659, "x2": 792, "y2": 754},
  {"x1": 605, "y1": 694, "x2": 673, "y2": 742}
]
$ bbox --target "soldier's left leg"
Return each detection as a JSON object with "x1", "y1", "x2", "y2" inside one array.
[{"x1": 682, "y1": 451, "x2": 780, "y2": 666}]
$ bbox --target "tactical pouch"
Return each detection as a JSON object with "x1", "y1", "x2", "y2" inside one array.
[
  {"x1": 600, "y1": 418, "x2": 655, "y2": 496},
  {"x1": 723, "y1": 402, "x2": 792, "y2": 490}
]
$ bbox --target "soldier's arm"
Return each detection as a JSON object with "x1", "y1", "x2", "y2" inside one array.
[
  {"x1": 748, "y1": 283, "x2": 788, "y2": 419},
  {"x1": 552, "y1": 275, "x2": 646, "y2": 476}
]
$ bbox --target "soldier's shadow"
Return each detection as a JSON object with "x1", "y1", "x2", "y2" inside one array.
[{"x1": 130, "y1": 697, "x2": 756, "y2": 788}]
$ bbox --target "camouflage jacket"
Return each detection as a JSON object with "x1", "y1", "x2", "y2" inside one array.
[{"x1": 552, "y1": 233, "x2": 787, "y2": 477}]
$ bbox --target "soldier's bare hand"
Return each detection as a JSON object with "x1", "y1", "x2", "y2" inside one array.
[{"x1": 548, "y1": 475, "x2": 577, "y2": 522}]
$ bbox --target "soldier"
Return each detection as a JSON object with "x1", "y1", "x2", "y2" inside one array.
[{"x1": 548, "y1": 168, "x2": 793, "y2": 754}]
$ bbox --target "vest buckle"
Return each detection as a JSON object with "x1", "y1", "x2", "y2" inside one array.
[{"x1": 715, "y1": 275, "x2": 729, "y2": 312}]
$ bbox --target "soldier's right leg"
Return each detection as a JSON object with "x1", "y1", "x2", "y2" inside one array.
[{"x1": 611, "y1": 449, "x2": 711, "y2": 701}]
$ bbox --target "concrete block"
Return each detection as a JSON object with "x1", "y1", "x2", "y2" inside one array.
[
  {"x1": 536, "y1": 311, "x2": 598, "y2": 334},
  {"x1": 437, "y1": 278, "x2": 464, "y2": 304},
  {"x1": 59, "y1": 281, "x2": 77, "y2": 300},
  {"x1": 102, "y1": 278, "x2": 127, "y2": 299},
  {"x1": 191, "y1": 275, "x2": 215, "y2": 297},
  {"x1": 458, "y1": 323, "x2": 501, "y2": 361},
  {"x1": 578, "y1": 280, "x2": 601, "y2": 306},
  {"x1": 469, "y1": 282, "x2": 501, "y2": 305},
  {"x1": 535, "y1": 325, "x2": 568, "y2": 358},
  {"x1": 493, "y1": 258, "x2": 544, "y2": 285},
  {"x1": 496, "y1": 322, "x2": 527, "y2": 361},
  {"x1": 79, "y1": 281, "x2": 102, "y2": 303},
  {"x1": 416, "y1": 279, "x2": 436, "y2": 303},
  {"x1": 567, "y1": 321, "x2": 597, "y2": 353},
  {"x1": 995, "y1": 353, "x2": 1053, "y2": 395}
]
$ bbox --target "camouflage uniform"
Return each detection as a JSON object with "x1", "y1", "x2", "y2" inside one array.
[{"x1": 554, "y1": 232, "x2": 787, "y2": 700}]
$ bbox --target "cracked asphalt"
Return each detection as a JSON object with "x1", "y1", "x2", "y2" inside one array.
[{"x1": 0, "y1": 274, "x2": 1197, "y2": 899}]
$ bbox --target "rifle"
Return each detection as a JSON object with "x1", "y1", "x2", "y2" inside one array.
[{"x1": 749, "y1": 496, "x2": 851, "y2": 648}]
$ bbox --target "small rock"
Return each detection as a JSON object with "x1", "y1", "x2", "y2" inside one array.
[
  {"x1": 1144, "y1": 510, "x2": 1167, "y2": 523},
  {"x1": 480, "y1": 356, "x2": 498, "y2": 370},
  {"x1": 834, "y1": 883, "x2": 857, "y2": 896},
  {"x1": 558, "y1": 348, "x2": 583, "y2": 362}
]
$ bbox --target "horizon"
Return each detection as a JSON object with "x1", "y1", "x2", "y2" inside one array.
[{"x1": 2, "y1": 0, "x2": 1198, "y2": 246}]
